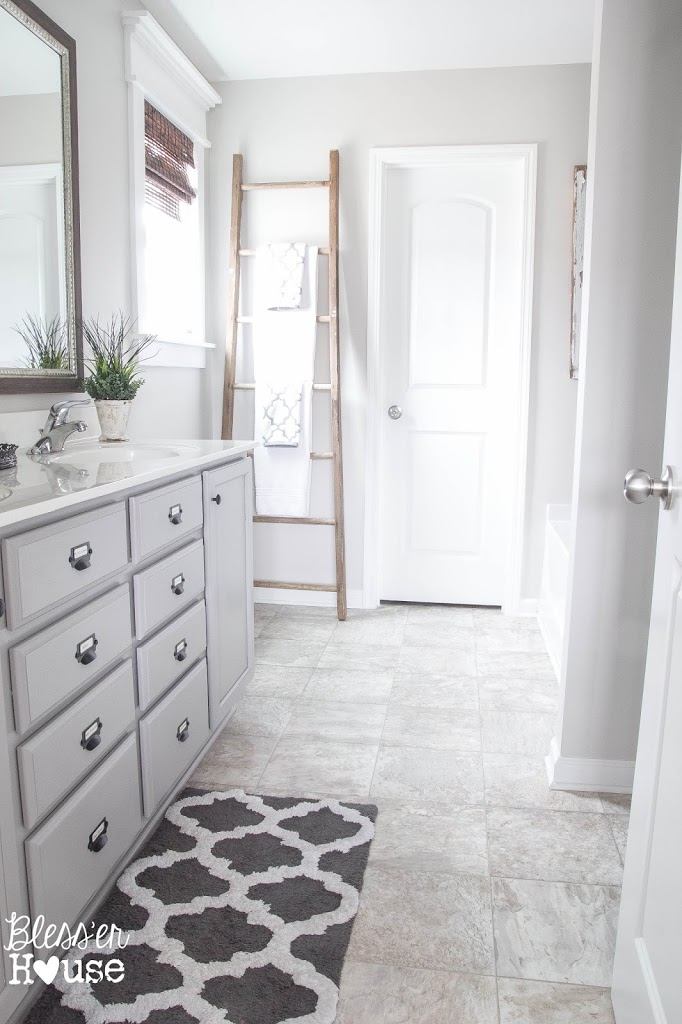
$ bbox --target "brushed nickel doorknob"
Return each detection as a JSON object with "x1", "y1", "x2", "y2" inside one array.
[
  {"x1": 624, "y1": 466, "x2": 673, "y2": 510},
  {"x1": 388, "y1": 405, "x2": 402, "y2": 420}
]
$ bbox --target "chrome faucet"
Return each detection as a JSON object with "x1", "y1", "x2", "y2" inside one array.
[{"x1": 28, "y1": 399, "x2": 90, "y2": 455}]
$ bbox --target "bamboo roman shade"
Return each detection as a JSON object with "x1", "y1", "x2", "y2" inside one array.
[{"x1": 144, "y1": 101, "x2": 196, "y2": 219}]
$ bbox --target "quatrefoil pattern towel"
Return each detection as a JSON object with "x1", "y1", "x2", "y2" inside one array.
[
  {"x1": 263, "y1": 242, "x2": 307, "y2": 310},
  {"x1": 262, "y1": 384, "x2": 303, "y2": 447}
]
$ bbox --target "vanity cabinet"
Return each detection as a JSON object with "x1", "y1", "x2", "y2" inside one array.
[
  {"x1": 204, "y1": 459, "x2": 254, "y2": 727},
  {"x1": 0, "y1": 447, "x2": 254, "y2": 1023}
]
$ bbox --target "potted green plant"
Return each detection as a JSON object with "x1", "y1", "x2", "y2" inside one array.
[
  {"x1": 13, "y1": 314, "x2": 69, "y2": 370},
  {"x1": 80, "y1": 313, "x2": 156, "y2": 442}
]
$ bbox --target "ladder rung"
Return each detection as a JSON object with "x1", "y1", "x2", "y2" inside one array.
[
  {"x1": 255, "y1": 580, "x2": 338, "y2": 592},
  {"x1": 254, "y1": 515, "x2": 336, "y2": 526},
  {"x1": 239, "y1": 247, "x2": 330, "y2": 256},
  {"x1": 233, "y1": 382, "x2": 332, "y2": 391},
  {"x1": 237, "y1": 315, "x2": 330, "y2": 324},
  {"x1": 242, "y1": 180, "x2": 330, "y2": 191}
]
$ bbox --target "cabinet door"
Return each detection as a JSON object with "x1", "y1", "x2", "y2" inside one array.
[{"x1": 203, "y1": 459, "x2": 254, "y2": 727}]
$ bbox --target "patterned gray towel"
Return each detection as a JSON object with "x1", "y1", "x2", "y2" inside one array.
[
  {"x1": 261, "y1": 384, "x2": 303, "y2": 446},
  {"x1": 264, "y1": 242, "x2": 307, "y2": 310}
]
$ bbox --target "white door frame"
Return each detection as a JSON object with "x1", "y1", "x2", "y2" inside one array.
[{"x1": 362, "y1": 144, "x2": 537, "y2": 613}]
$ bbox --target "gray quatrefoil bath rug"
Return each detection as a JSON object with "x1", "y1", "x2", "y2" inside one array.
[{"x1": 26, "y1": 790, "x2": 377, "y2": 1024}]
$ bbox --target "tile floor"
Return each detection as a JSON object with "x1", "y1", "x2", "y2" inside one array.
[{"x1": 190, "y1": 602, "x2": 630, "y2": 1024}]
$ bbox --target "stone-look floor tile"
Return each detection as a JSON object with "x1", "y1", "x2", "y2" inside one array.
[
  {"x1": 328, "y1": 617, "x2": 406, "y2": 647},
  {"x1": 406, "y1": 603, "x2": 476, "y2": 628},
  {"x1": 247, "y1": 664, "x2": 313, "y2": 700},
  {"x1": 190, "y1": 733, "x2": 278, "y2": 790},
  {"x1": 483, "y1": 753, "x2": 604, "y2": 813},
  {"x1": 225, "y1": 696, "x2": 295, "y2": 738},
  {"x1": 346, "y1": 603, "x2": 409, "y2": 620},
  {"x1": 348, "y1": 866, "x2": 494, "y2": 974},
  {"x1": 487, "y1": 807, "x2": 624, "y2": 884},
  {"x1": 382, "y1": 705, "x2": 481, "y2": 751},
  {"x1": 476, "y1": 650, "x2": 555, "y2": 680},
  {"x1": 389, "y1": 670, "x2": 478, "y2": 710},
  {"x1": 255, "y1": 603, "x2": 280, "y2": 622},
  {"x1": 282, "y1": 700, "x2": 387, "y2": 744},
  {"x1": 369, "y1": 803, "x2": 488, "y2": 875},
  {"x1": 481, "y1": 710, "x2": 554, "y2": 758},
  {"x1": 599, "y1": 792, "x2": 631, "y2": 815},
  {"x1": 255, "y1": 636, "x2": 326, "y2": 668},
  {"x1": 399, "y1": 644, "x2": 477, "y2": 677},
  {"x1": 273, "y1": 605, "x2": 339, "y2": 620},
  {"x1": 402, "y1": 622, "x2": 477, "y2": 651},
  {"x1": 493, "y1": 877, "x2": 620, "y2": 986},
  {"x1": 337, "y1": 962, "x2": 498, "y2": 1024},
  {"x1": 498, "y1": 979, "x2": 615, "y2": 1024},
  {"x1": 608, "y1": 815, "x2": 629, "y2": 864},
  {"x1": 258, "y1": 617, "x2": 339, "y2": 642},
  {"x1": 303, "y1": 667, "x2": 395, "y2": 704},
  {"x1": 478, "y1": 675, "x2": 558, "y2": 714},
  {"x1": 371, "y1": 746, "x2": 484, "y2": 805},
  {"x1": 258, "y1": 737, "x2": 378, "y2": 797},
  {"x1": 317, "y1": 643, "x2": 400, "y2": 672}
]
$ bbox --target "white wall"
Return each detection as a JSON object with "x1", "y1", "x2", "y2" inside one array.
[
  {"x1": 550, "y1": 0, "x2": 682, "y2": 787},
  {"x1": 0, "y1": 0, "x2": 210, "y2": 441},
  {"x1": 208, "y1": 65, "x2": 591, "y2": 602},
  {"x1": 0, "y1": 93, "x2": 61, "y2": 165}
]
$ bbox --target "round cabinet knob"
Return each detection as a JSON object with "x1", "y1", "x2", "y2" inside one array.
[
  {"x1": 624, "y1": 466, "x2": 673, "y2": 510},
  {"x1": 387, "y1": 405, "x2": 402, "y2": 420}
]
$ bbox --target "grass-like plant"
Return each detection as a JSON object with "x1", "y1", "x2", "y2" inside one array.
[
  {"x1": 80, "y1": 313, "x2": 156, "y2": 401},
  {"x1": 13, "y1": 314, "x2": 70, "y2": 370}
]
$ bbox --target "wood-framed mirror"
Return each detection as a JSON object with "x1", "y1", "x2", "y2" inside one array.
[{"x1": 0, "y1": 0, "x2": 82, "y2": 393}]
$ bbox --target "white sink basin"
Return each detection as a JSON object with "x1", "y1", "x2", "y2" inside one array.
[{"x1": 48, "y1": 442, "x2": 198, "y2": 468}]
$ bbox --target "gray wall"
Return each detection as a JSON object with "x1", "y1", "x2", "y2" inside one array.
[
  {"x1": 0, "y1": 0, "x2": 210, "y2": 441},
  {"x1": 208, "y1": 65, "x2": 591, "y2": 601},
  {"x1": 0, "y1": 93, "x2": 62, "y2": 165}
]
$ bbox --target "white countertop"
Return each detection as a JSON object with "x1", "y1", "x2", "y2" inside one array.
[{"x1": 0, "y1": 439, "x2": 255, "y2": 530}]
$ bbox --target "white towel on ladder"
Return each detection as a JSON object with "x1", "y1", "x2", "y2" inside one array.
[{"x1": 253, "y1": 245, "x2": 318, "y2": 516}]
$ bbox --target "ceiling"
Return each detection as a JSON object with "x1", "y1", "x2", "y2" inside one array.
[{"x1": 163, "y1": 0, "x2": 595, "y2": 82}]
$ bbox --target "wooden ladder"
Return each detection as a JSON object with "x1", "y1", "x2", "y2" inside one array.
[{"x1": 220, "y1": 150, "x2": 347, "y2": 620}]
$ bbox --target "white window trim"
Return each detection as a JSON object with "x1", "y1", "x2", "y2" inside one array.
[{"x1": 122, "y1": 10, "x2": 221, "y2": 368}]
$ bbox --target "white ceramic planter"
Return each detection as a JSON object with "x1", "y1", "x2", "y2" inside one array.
[{"x1": 95, "y1": 400, "x2": 132, "y2": 442}]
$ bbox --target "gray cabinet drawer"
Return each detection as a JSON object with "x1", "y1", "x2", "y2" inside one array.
[
  {"x1": 2, "y1": 502, "x2": 128, "y2": 629},
  {"x1": 18, "y1": 660, "x2": 136, "y2": 829},
  {"x1": 129, "y1": 475, "x2": 203, "y2": 563},
  {"x1": 25, "y1": 734, "x2": 141, "y2": 929},
  {"x1": 133, "y1": 539, "x2": 205, "y2": 639},
  {"x1": 137, "y1": 599, "x2": 207, "y2": 711},
  {"x1": 139, "y1": 659, "x2": 209, "y2": 816},
  {"x1": 10, "y1": 584, "x2": 132, "y2": 733}
]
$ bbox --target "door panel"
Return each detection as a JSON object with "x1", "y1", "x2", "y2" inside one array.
[
  {"x1": 379, "y1": 155, "x2": 529, "y2": 605},
  {"x1": 612, "y1": 161, "x2": 682, "y2": 1024}
]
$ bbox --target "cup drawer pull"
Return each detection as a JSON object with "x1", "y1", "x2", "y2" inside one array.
[
  {"x1": 176, "y1": 717, "x2": 190, "y2": 743},
  {"x1": 168, "y1": 503, "x2": 183, "y2": 526},
  {"x1": 81, "y1": 717, "x2": 103, "y2": 752},
  {"x1": 69, "y1": 542, "x2": 92, "y2": 571},
  {"x1": 87, "y1": 816, "x2": 108, "y2": 853},
  {"x1": 174, "y1": 638, "x2": 188, "y2": 662},
  {"x1": 75, "y1": 633, "x2": 98, "y2": 666},
  {"x1": 171, "y1": 573, "x2": 185, "y2": 596}
]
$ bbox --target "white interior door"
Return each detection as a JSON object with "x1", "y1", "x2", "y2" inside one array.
[
  {"x1": 377, "y1": 151, "x2": 531, "y2": 606},
  {"x1": 611, "y1": 164, "x2": 682, "y2": 1024}
]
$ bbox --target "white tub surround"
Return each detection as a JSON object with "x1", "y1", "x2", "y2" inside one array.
[{"x1": 538, "y1": 504, "x2": 571, "y2": 680}]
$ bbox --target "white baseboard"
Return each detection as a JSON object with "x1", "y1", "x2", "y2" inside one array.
[
  {"x1": 537, "y1": 609, "x2": 561, "y2": 682},
  {"x1": 545, "y1": 737, "x2": 634, "y2": 793},
  {"x1": 254, "y1": 587, "x2": 364, "y2": 609},
  {"x1": 515, "y1": 597, "x2": 539, "y2": 617}
]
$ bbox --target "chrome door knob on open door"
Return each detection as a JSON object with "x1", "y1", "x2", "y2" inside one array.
[{"x1": 624, "y1": 465, "x2": 674, "y2": 510}]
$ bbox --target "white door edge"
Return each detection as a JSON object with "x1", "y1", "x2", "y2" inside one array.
[{"x1": 362, "y1": 144, "x2": 537, "y2": 613}]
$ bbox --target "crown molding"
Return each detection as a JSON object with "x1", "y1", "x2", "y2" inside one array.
[{"x1": 122, "y1": 10, "x2": 221, "y2": 112}]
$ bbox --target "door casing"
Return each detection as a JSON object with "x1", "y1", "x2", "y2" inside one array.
[{"x1": 363, "y1": 144, "x2": 537, "y2": 612}]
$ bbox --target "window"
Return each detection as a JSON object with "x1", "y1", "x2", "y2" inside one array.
[
  {"x1": 142, "y1": 102, "x2": 201, "y2": 345},
  {"x1": 123, "y1": 10, "x2": 221, "y2": 366}
]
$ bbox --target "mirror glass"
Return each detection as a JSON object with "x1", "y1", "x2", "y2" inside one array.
[{"x1": 0, "y1": 0, "x2": 80, "y2": 386}]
